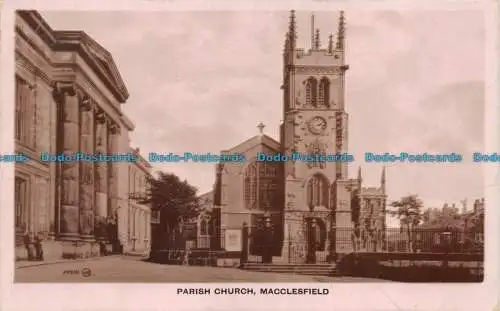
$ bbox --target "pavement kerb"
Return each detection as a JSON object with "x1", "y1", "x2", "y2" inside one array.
[{"x1": 15, "y1": 255, "x2": 122, "y2": 269}]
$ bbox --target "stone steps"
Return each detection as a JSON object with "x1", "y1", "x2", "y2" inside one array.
[{"x1": 241, "y1": 263, "x2": 339, "y2": 277}]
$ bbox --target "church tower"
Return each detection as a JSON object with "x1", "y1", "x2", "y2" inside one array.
[{"x1": 279, "y1": 11, "x2": 350, "y2": 263}]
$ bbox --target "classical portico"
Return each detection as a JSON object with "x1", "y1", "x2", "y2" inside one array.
[
  {"x1": 14, "y1": 11, "x2": 143, "y2": 260},
  {"x1": 51, "y1": 82, "x2": 125, "y2": 253}
]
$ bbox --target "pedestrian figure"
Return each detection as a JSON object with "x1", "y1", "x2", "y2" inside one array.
[
  {"x1": 370, "y1": 231, "x2": 377, "y2": 252},
  {"x1": 23, "y1": 231, "x2": 35, "y2": 261},
  {"x1": 34, "y1": 234, "x2": 44, "y2": 261},
  {"x1": 183, "y1": 249, "x2": 191, "y2": 265},
  {"x1": 99, "y1": 241, "x2": 108, "y2": 256}
]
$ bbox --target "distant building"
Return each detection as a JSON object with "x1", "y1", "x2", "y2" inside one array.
[
  {"x1": 411, "y1": 198, "x2": 485, "y2": 253},
  {"x1": 464, "y1": 198, "x2": 485, "y2": 245},
  {"x1": 472, "y1": 198, "x2": 485, "y2": 214},
  {"x1": 124, "y1": 148, "x2": 153, "y2": 256}
]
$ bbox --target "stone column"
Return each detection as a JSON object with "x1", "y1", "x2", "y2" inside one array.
[
  {"x1": 79, "y1": 96, "x2": 95, "y2": 239},
  {"x1": 94, "y1": 110, "x2": 108, "y2": 238},
  {"x1": 139, "y1": 210, "x2": 144, "y2": 249},
  {"x1": 146, "y1": 211, "x2": 151, "y2": 251},
  {"x1": 107, "y1": 124, "x2": 121, "y2": 224},
  {"x1": 58, "y1": 83, "x2": 80, "y2": 239}
]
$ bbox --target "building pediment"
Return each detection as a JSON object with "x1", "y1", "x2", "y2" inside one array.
[
  {"x1": 17, "y1": 11, "x2": 129, "y2": 103},
  {"x1": 221, "y1": 134, "x2": 280, "y2": 155},
  {"x1": 52, "y1": 31, "x2": 129, "y2": 103}
]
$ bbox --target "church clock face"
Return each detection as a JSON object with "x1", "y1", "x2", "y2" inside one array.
[{"x1": 307, "y1": 116, "x2": 327, "y2": 135}]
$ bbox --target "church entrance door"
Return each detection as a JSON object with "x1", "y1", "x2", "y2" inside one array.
[{"x1": 306, "y1": 218, "x2": 317, "y2": 264}]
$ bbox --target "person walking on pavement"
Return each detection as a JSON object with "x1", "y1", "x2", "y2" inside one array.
[
  {"x1": 34, "y1": 233, "x2": 44, "y2": 261},
  {"x1": 23, "y1": 231, "x2": 35, "y2": 261}
]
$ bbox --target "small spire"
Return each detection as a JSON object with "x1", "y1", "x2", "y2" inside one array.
[
  {"x1": 381, "y1": 166, "x2": 386, "y2": 193},
  {"x1": 257, "y1": 122, "x2": 266, "y2": 135},
  {"x1": 314, "y1": 29, "x2": 320, "y2": 49},
  {"x1": 283, "y1": 32, "x2": 290, "y2": 51},
  {"x1": 328, "y1": 33, "x2": 334, "y2": 53},
  {"x1": 336, "y1": 10, "x2": 345, "y2": 50},
  {"x1": 288, "y1": 10, "x2": 297, "y2": 49},
  {"x1": 311, "y1": 13, "x2": 315, "y2": 50},
  {"x1": 357, "y1": 166, "x2": 362, "y2": 183}
]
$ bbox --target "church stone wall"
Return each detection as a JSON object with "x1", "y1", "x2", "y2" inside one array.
[
  {"x1": 333, "y1": 180, "x2": 357, "y2": 253},
  {"x1": 295, "y1": 49, "x2": 344, "y2": 67},
  {"x1": 221, "y1": 141, "x2": 280, "y2": 230}
]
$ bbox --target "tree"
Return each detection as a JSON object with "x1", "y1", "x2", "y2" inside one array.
[
  {"x1": 469, "y1": 211, "x2": 484, "y2": 232},
  {"x1": 420, "y1": 205, "x2": 462, "y2": 229},
  {"x1": 141, "y1": 172, "x2": 200, "y2": 250},
  {"x1": 388, "y1": 195, "x2": 424, "y2": 252}
]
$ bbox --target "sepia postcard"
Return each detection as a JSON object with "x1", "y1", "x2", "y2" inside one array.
[{"x1": 0, "y1": 0, "x2": 498, "y2": 311}]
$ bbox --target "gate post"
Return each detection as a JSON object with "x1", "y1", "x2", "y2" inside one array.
[
  {"x1": 240, "y1": 222, "x2": 249, "y2": 264},
  {"x1": 328, "y1": 226, "x2": 336, "y2": 263},
  {"x1": 307, "y1": 218, "x2": 317, "y2": 264}
]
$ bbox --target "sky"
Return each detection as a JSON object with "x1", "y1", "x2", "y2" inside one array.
[{"x1": 41, "y1": 10, "x2": 486, "y2": 214}]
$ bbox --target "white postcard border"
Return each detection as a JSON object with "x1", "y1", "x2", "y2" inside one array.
[{"x1": 1, "y1": 0, "x2": 498, "y2": 310}]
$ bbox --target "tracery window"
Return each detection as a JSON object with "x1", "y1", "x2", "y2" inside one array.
[
  {"x1": 200, "y1": 219, "x2": 209, "y2": 235},
  {"x1": 305, "y1": 77, "x2": 318, "y2": 107},
  {"x1": 244, "y1": 163, "x2": 258, "y2": 210},
  {"x1": 244, "y1": 161, "x2": 279, "y2": 210},
  {"x1": 198, "y1": 215, "x2": 211, "y2": 248},
  {"x1": 306, "y1": 174, "x2": 329, "y2": 207},
  {"x1": 318, "y1": 77, "x2": 330, "y2": 107}
]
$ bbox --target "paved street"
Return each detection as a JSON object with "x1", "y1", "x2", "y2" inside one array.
[{"x1": 15, "y1": 256, "x2": 388, "y2": 282}]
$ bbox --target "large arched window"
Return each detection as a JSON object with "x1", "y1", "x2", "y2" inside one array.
[
  {"x1": 244, "y1": 161, "x2": 280, "y2": 210},
  {"x1": 244, "y1": 163, "x2": 258, "y2": 210},
  {"x1": 305, "y1": 77, "x2": 318, "y2": 107},
  {"x1": 197, "y1": 214, "x2": 211, "y2": 249},
  {"x1": 200, "y1": 219, "x2": 208, "y2": 235},
  {"x1": 318, "y1": 77, "x2": 330, "y2": 107},
  {"x1": 306, "y1": 174, "x2": 329, "y2": 207}
]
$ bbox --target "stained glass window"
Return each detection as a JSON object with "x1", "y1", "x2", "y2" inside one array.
[
  {"x1": 244, "y1": 161, "x2": 279, "y2": 210},
  {"x1": 244, "y1": 163, "x2": 257, "y2": 209},
  {"x1": 200, "y1": 219, "x2": 208, "y2": 235}
]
